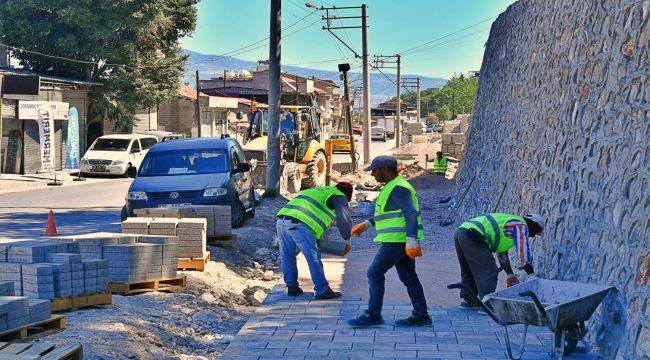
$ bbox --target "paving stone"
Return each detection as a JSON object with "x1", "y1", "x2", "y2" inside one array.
[{"x1": 373, "y1": 350, "x2": 417, "y2": 358}]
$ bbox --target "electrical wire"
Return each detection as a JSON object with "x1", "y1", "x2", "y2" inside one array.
[{"x1": 399, "y1": 15, "x2": 496, "y2": 55}]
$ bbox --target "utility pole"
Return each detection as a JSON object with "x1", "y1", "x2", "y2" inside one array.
[
  {"x1": 416, "y1": 77, "x2": 421, "y2": 121},
  {"x1": 295, "y1": 74, "x2": 299, "y2": 105},
  {"x1": 338, "y1": 63, "x2": 357, "y2": 171},
  {"x1": 195, "y1": 71, "x2": 201, "y2": 138},
  {"x1": 360, "y1": 4, "x2": 370, "y2": 164},
  {"x1": 306, "y1": 2, "x2": 370, "y2": 164},
  {"x1": 266, "y1": 0, "x2": 281, "y2": 195},
  {"x1": 373, "y1": 54, "x2": 401, "y2": 147},
  {"x1": 223, "y1": 69, "x2": 226, "y2": 91}
]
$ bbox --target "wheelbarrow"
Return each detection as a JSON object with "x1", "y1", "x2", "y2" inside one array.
[{"x1": 447, "y1": 279, "x2": 615, "y2": 360}]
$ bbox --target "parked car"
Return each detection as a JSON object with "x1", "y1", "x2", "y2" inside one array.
[
  {"x1": 371, "y1": 126, "x2": 386, "y2": 142},
  {"x1": 122, "y1": 137, "x2": 255, "y2": 228},
  {"x1": 352, "y1": 125, "x2": 363, "y2": 135},
  {"x1": 139, "y1": 130, "x2": 186, "y2": 142},
  {"x1": 80, "y1": 134, "x2": 158, "y2": 176}
]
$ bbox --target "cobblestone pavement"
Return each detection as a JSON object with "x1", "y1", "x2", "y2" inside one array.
[{"x1": 221, "y1": 285, "x2": 598, "y2": 359}]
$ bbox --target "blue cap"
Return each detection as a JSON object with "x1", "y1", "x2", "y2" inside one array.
[{"x1": 364, "y1": 156, "x2": 398, "y2": 171}]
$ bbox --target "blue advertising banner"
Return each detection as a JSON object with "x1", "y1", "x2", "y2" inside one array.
[{"x1": 65, "y1": 107, "x2": 80, "y2": 169}]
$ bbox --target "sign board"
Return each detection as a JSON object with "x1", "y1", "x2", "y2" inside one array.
[
  {"x1": 19, "y1": 101, "x2": 69, "y2": 120},
  {"x1": 2, "y1": 74, "x2": 40, "y2": 96},
  {"x1": 37, "y1": 106, "x2": 56, "y2": 173},
  {"x1": 65, "y1": 107, "x2": 80, "y2": 169},
  {"x1": 208, "y1": 96, "x2": 238, "y2": 109}
]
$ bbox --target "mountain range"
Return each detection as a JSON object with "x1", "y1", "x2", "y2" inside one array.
[{"x1": 183, "y1": 49, "x2": 447, "y2": 105}]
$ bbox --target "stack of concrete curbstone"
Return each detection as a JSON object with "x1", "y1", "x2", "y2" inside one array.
[
  {"x1": 176, "y1": 219, "x2": 207, "y2": 259},
  {"x1": 133, "y1": 206, "x2": 231, "y2": 237},
  {"x1": 138, "y1": 235, "x2": 178, "y2": 279},
  {"x1": 120, "y1": 218, "x2": 152, "y2": 235},
  {"x1": 21, "y1": 264, "x2": 54, "y2": 300}
]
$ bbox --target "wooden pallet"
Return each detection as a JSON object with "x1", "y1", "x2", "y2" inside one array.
[
  {"x1": 108, "y1": 275, "x2": 187, "y2": 295},
  {"x1": 177, "y1": 252, "x2": 211, "y2": 271},
  {"x1": 50, "y1": 292, "x2": 112, "y2": 312},
  {"x1": 0, "y1": 341, "x2": 82, "y2": 360},
  {"x1": 0, "y1": 315, "x2": 66, "y2": 342},
  {"x1": 207, "y1": 234, "x2": 237, "y2": 249}
]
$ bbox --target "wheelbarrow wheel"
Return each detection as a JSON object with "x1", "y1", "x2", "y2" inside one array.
[{"x1": 563, "y1": 323, "x2": 586, "y2": 355}]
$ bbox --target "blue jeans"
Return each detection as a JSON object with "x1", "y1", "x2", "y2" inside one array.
[
  {"x1": 276, "y1": 218, "x2": 329, "y2": 295},
  {"x1": 367, "y1": 242, "x2": 428, "y2": 317}
]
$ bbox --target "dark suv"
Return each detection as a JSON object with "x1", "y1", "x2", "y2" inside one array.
[{"x1": 122, "y1": 137, "x2": 255, "y2": 228}]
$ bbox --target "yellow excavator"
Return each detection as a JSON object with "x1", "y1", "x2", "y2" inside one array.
[{"x1": 242, "y1": 102, "x2": 327, "y2": 193}]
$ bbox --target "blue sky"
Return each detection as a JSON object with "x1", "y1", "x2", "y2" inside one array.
[{"x1": 181, "y1": 0, "x2": 517, "y2": 79}]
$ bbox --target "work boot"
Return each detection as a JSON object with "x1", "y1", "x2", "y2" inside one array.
[
  {"x1": 313, "y1": 287, "x2": 342, "y2": 300},
  {"x1": 395, "y1": 312, "x2": 433, "y2": 327},
  {"x1": 348, "y1": 314, "x2": 384, "y2": 328},
  {"x1": 459, "y1": 301, "x2": 480, "y2": 310},
  {"x1": 287, "y1": 286, "x2": 303, "y2": 296}
]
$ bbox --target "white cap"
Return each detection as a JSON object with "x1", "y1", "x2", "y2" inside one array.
[{"x1": 524, "y1": 213, "x2": 545, "y2": 229}]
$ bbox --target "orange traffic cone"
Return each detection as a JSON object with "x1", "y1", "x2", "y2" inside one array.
[{"x1": 43, "y1": 210, "x2": 58, "y2": 236}]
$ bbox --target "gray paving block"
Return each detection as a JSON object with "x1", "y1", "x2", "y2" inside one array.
[
  {"x1": 0, "y1": 282, "x2": 14, "y2": 296},
  {"x1": 22, "y1": 282, "x2": 54, "y2": 293},
  {"x1": 23, "y1": 290, "x2": 54, "y2": 300},
  {"x1": 45, "y1": 253, "x2": 81, "y2": 263},
  {"x1": 7, "y1": 316, "x2": 30, "y2": 329},
  {"x1": 21, "y1": 264, "x2": 53, "y2": 276}
]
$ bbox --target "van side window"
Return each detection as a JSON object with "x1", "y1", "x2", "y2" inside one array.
[
  {"x1": 230, "y1": 147, "x2": 240, "y2": 169},
  {"x1": 140, "y1": 138, "x2": 157, "y2": 150},
  {"x1": 234, "y1": 144, "x2": 247, "y2": 163},
  {"x1": 131, "y1": 139, "x2": 141, "y2": 152}
]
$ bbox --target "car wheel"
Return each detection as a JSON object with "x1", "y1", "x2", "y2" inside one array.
[
  {"x1": 122, "y1": 163, "x2": 133, "y2": 178},
  {"x1": 231, "y1": 200, "x2": 246, "y2": 228},
  {"x1": 246, "y1": 186, "x2": 256, "y2": 219},
  {"x1": 120, "y1": 205, "x2": 129, "y2": 221}
]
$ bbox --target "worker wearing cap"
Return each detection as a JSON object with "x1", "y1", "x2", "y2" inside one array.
[
  {"x1": 348, "y1": 156, "x2": 430, "y2": 327},
  {"x1": 427, "y1": 151, "x2": 458, "y2": 176},
  {"x1": 454, "y1": 213, "x2": 545, "y2": 310},
  {"x1": 276, "y1": 182, "x2": 354, "y2": 300}
]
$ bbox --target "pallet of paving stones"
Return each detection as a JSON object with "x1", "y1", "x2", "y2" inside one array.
[
  {"x1": 0, "y1": 315, "x2": 66, "y2": 342},
  {"x1": 177, "y1": 252, "x2": 211, "y2": 271},
  {"x1": 206, "y1": 234, "x2": 237, "y2": 249},
  {"x1": 50, "y1": 292, "x2": 112, "y2": 312},
  {"x1": 0, "y1": 341, "x2": 82, "y2": 360},
  {"x1": 108, "y1": 275, "x2": 187, "y2": 295}
]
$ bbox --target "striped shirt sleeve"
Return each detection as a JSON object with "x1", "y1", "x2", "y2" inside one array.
[{"x1": 504, "y1": 221, "x2": 531, "y2": 267}]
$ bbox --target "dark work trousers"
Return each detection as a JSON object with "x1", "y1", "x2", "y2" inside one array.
[
  {"x1": 454, "y1": 228, "x2": 499, "y2": 304},
  {"x1": 367, "y1": 242, "x2": 428, "y2": 317}
]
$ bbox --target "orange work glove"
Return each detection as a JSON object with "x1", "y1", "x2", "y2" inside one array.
[
  {"x1": 405, "y1": 237, "x2": 422, "y2": 259},
  {"x1": 351, "y1": 221, "x2": 370, "y2": 237},
  {"x1": 506, "y1": 274, "x2": 520, "y2": 287}
]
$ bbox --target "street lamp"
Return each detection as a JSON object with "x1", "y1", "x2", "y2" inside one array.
[{"x1": 305, "y1": 2, "x2": 320, "y2": 9}]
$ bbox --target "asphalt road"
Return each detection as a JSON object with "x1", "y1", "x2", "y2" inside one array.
[{"x1": 0, "y1": 178, "x2": 132, "y2": 242}]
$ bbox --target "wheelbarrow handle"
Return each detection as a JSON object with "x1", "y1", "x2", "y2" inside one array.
[
  {"x1": 519, "y1": 291, "x2": 548, "y2": 320},
  {"x1": 447, "y1": 282, "x2": 504, "y2": 325}
]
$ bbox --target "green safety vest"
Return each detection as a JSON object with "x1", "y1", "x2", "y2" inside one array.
[
  {"x1": 276, "y1": 186, "x2": 344, "y2": 239},
  {"x1": 433, "y1": 156, "x2": 448, "y2": 174},
  {"x1": 458, "y1": 213, "x2": 526, "y2": 253},
  {"x1": 373, "y1": 176, "x2": 424, "y2": 243}
]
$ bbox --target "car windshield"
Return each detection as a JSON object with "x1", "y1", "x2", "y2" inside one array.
[
  {"x1": 138, "y1": 149, "x2": 228, "y2": 177},
  {"x1": 91, "y1": 138, "x2": 130, "y2": 151}
]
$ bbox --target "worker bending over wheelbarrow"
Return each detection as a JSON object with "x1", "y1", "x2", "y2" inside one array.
[
  {"x1": 454, "y1": 213, "x2": 545, "y2": 311},
  {"x1": 348, "y1": 156, "x2": 431, "y2": 327}
]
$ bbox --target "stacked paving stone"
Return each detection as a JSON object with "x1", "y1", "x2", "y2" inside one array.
[
  {"x1": 0, "y1": 241, "x2": 109, "y2": 299},
  {"x1": 134, "y1": 205, "x2": 231, "y2": 237},
  {"x1": 54, "y1": 232, "x2": 179, "y2": 282},
  {"x1": 104, "y1": 243, "x2": 164, "y2": 281},
  {"x1": 122, "y1": 217, "x2": 207, "y2": 260}
]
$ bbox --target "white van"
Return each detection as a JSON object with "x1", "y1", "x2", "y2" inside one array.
[
  {"x1": 80, "y1": 134, "x2": 158, "y2": 176},
  {"x1": 371, "y1": 126, "x2": 386, "y2": 142}
]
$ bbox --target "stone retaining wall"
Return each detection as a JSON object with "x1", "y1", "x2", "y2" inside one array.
[{"x1": 456, "y1": 0, "x2": 648, "y2": 358}]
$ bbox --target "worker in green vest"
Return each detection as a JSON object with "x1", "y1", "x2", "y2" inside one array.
[
  {"x1": 454, "y1": 213, "x2": 545, "y2": 310},
  {"x1": 347, "y1": 156, "x2": 431, "y2": 328},
  {"x1": 427, "y1": 151, "x2": 458, "y2": 176},
  {"x1": 276, "y1": 182, "x2": 354, "y2": 300}
]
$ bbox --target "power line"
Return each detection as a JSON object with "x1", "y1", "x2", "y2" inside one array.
[{"x1": 398, "y1": 15, "x2": 496, "y2": 56}]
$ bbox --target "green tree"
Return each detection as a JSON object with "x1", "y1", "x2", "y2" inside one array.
[
  {"x1": 391, "y1": 74, "x2": 478, "y2": 121},
  {"x1": 0, "y1": 0, "x2": 198, "y2": 129}
]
